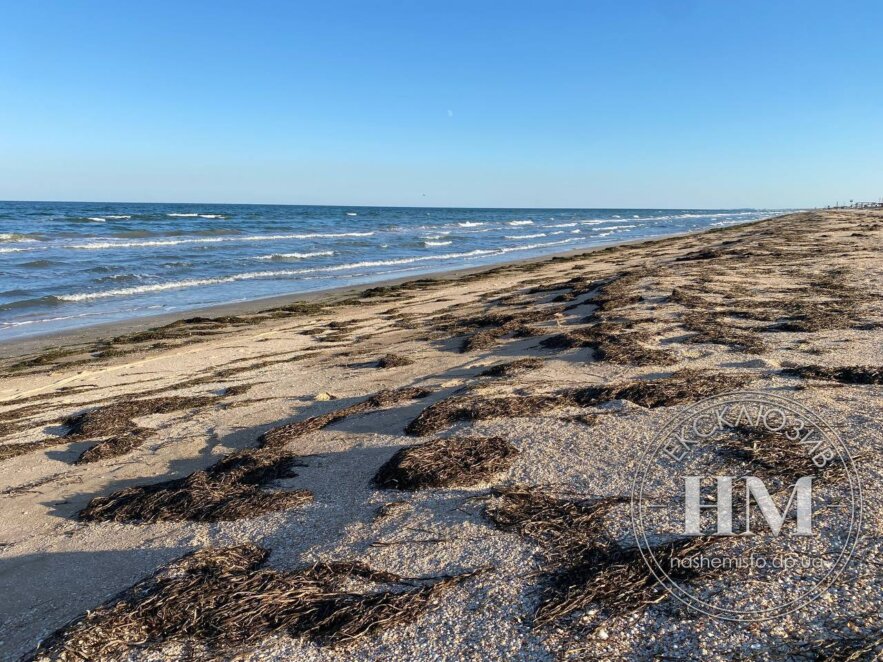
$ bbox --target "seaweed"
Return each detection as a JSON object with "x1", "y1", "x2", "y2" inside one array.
[
  {"x1": 29, "y1": 544, "x2": 482, "y2": 660},
  {"x1": 374, "y1": 436, "x2": 519, "y2": 490}
]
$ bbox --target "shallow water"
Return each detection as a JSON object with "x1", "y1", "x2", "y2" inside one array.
[{"x1": 0, "y1": 202, "x2": 793, "y2": 339}]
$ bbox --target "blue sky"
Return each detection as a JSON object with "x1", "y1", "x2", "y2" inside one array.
[{"x1": 1, "y1": 1, "x2": 881, "y2": 208}]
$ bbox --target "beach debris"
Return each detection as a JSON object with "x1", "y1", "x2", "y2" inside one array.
[
  {"x1": 374, "y1": 500, "x2": 412, "y2": 520},
  {"x1": 406, "y1": 370, "x2": 748, "y2": 436},
  {"x1": 782, "y1": 365, "x2": 883, "y2": 385},
  {"x1": 478, "y1": 357, "x2": 544, "y2": 378},
  {"x1": 540, "y1": 323, "x2": 676, "y2": 366},
  {"x1": 261, "y1": 386, "x2": 431, "y2": 448},
  {"x1": 28, "y1": 544, "x2": 483, "y2": 660},
  {"x1": 65, "y1": 396, "x2": 217, "y2": 439},
  {"x1": 374, "y1": 436, "x2": 519, "y2": 490},
  {"x1": 535, "y1": 536, "x2": 720, "y2": 625},
  {"x1": 75, "y1": 427, "x2": 153, "y2": 464},
  {"x1": 314, "y1": 391, "x2": 337, "y2": 401},
  {"x1": 223, "y1": 383, "x2": 254, "y2": 397},
  {"x1": 714, "y1": 424, "x2": 845, "y2": 482},
  {"x1": 681, "y1": 311, "x2": 766, "y2": 353},
  {"x1": 777, "y1": 625, "x2": 883, "y2": 661},
  {"x1": 377, "y1": 353, "x2": 414, "y2": 368},
  {"x1": 65, "y1": 395, "x2": 220, "y2": 464},
  {"x1": 405, "y1": 394, "x2": 569, "y2": 436},
  {"x1": 484, "y1": 486, "x2": 625, "y2": 564},
  {"x1": 483, "y1": 486, "x2": 719, "y2": 626},
  {"x1": 78, "y1": 386, "x2": 432, "y2": 522},
  {"x1": 79, "y1": 448, "x2": 311, "y2": 523},
  {"x1": 569, "y1": 369, "x2": 751, "y2": 409}
]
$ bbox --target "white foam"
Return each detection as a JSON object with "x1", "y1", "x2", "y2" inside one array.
[
  {"x1": 256, "y1": 251, "x2": 335, "y2": 260},
  {"x1": 105, "y1": 215, "x2": 132, "y2": 219},
  {"x1": 199, "y1": 214, "x2": 225, "y2": 219},
  {"x1": 87, "y1": 217, "x2": 106, "y2": 222},
  {"x1": 508, "y1": 220, "x2": 533, "y2": 226},
  {"x1": 424, "y1": 240, "x2": 453, "y2": 247},
  {"x1": 346, "y1": 212, "x2": 358, "y2": 216},
  {"x1": 548, "y1": 222, "x2": 577, "y2": 228},
  {"x1": 69, "y1": 231, "x2": 375, "y2": 249},
  {"x1": 59, "y1": 240, "x2": 577, "y2": 301},
  {"x1": 0, "y1": 247, "x2": 28, "y2": 253},
  {"x1": 457, "y1": 221, "x2": 484, "y2": 227},
  {"x1": 166, "y1": 213, "x2": 199, "y2": 217},
  {"x1": 504, "y1": 233, "x2": 546, "y2": 239}
]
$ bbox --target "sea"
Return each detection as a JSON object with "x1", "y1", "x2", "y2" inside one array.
[{"x1": 0, "y1": 202, "x2": 794, "y2": 341}]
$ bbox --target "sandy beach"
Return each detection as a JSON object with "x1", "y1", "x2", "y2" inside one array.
[{"x1": 1, "y1": 209, "x2": 880, "y2": 660}]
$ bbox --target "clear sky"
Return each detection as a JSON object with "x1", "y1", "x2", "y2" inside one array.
[{"x1": 1, "y1": 1, "x2": 881, "y2": 208}]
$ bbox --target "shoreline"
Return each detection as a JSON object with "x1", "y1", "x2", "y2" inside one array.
[{"x1": 0, "y1": 218, "x2": 772, "y2": 357}]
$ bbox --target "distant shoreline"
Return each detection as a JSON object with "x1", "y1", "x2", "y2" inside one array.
[{"x1": 0, "y1": 216, "x2": 778, "y2": 357}]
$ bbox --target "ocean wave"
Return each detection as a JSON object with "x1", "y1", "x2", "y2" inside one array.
[
  {"x1": 58, "y1": 240, "x2": 578, "y2": 302},
  {"x1": 424, "y1": 240, "x2": 452, "y2": 247},
  {"x1": 595, "y1": 224, "x2": 637, "y2": 230},
  {"x1": 69, "y1": 231, "x2": 375, "y2": 249},
  {"x1": 457, "y1": 221, "x2": 484, "y2": 227},
  {"x1": 0, "y1": 247, "x2": 29, "y2": 253},
  {"x1": 508, "y1": 220, "x2": 534, "y2": 226},
  {"x1": 0, "y1": 233, "x2": 35, "y2": 242},
  {"x1": 166, "y1": 213, "x2": 199, "y2": 217},
  {"x1": 504, "y1": 233, "x2": 546, "y2": 239},
  {"x1": 548, "y1": 222, "x2": 577, "y2": 228},
  {"x1": 256, "y1": 251, "x2": 336, "y2": 260},
  {"x1": 0, "y1": 295, "x2": 64, "y2": 312},
  {"x1": 346, "y1": 212, "x2": 358, "y2": 216},
  {"x1": 105, "y1": 215, "x2": 132, "y2": 219},
  {"x1": 87, "y1": 217, "x2": 106, "y2": 222}
]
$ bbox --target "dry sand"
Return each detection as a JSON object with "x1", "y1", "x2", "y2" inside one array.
[{"x1": 0, "y1": 209, "x2": 880, "y2": 661}]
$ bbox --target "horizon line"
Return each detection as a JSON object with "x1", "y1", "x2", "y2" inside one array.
[{"x1": 0, "y1": 198, "x2": 804, "y2": 211}]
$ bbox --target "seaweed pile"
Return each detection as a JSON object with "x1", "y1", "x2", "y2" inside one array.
[
  {"x1": 261, "y1": 387, "x2": 430, "y2": 448},
  {"x1": 484, "y1": 487, "x2": 719, "y2": 626},
  {"x1": 406, "y1": 370, "x2": 750, "y2": 436},
  {"x1": 65, "y1": 395, "x2": 219, "y2": 464},
  {"x1": 29, "y1": 544, "x2": 481, "y2": 660},
  {"x1": 79, "y1": 448, "x2": 311, "y2": 523},
  {"x1": 80, "y1": 386, "x2": 430, "y2": 523},
  {"x1": 783, "y1": 365, "x2": 883, "y2": 385},
  {"x1": 374, "y1": 436, "x2": 519, "y2": 490}
]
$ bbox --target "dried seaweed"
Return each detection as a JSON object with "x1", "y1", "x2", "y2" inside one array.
[
  {"x1": 782, "y1": 365, "x2": 883, "y2": 385},
  {"x1": 484, "y1": 486, "x2": 625, "y2": 564},
  {"x1": 405, "y1": 395, "x2": 568, "y2": 436},
  {"x1": 478, "y1": 358, "x2": 544, "y2": 378},
  {"x1": 541, "y1": 323, "x2": 676, "y2": 366},
  {"x1": 29, "y1": 544, "x2": 482, "y2": 660},
  {"x1": 682, "y1": 311, "x2": 766, "y2": 353},
  {"x1": 65, "y1": 395, "x2": 219, "y2": 464},
  {"x1": 377, "y1": 353, "x2": 414, "y2": 368},
  {"x1": 536, "y1": 537, "x2": 719, "y2": 625},
  {"x1": 374, "y1": 436, "x2": 519, "y2": 490},
  {"x1": 79, "y1": 448, "x2": 310, "y2": 523},
  {"x1": 570, "y1": 369, "x2": 750, "y2": 409},
  {"x1": 260, "y1": 386, "x2": 431, "y2": 448}
]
